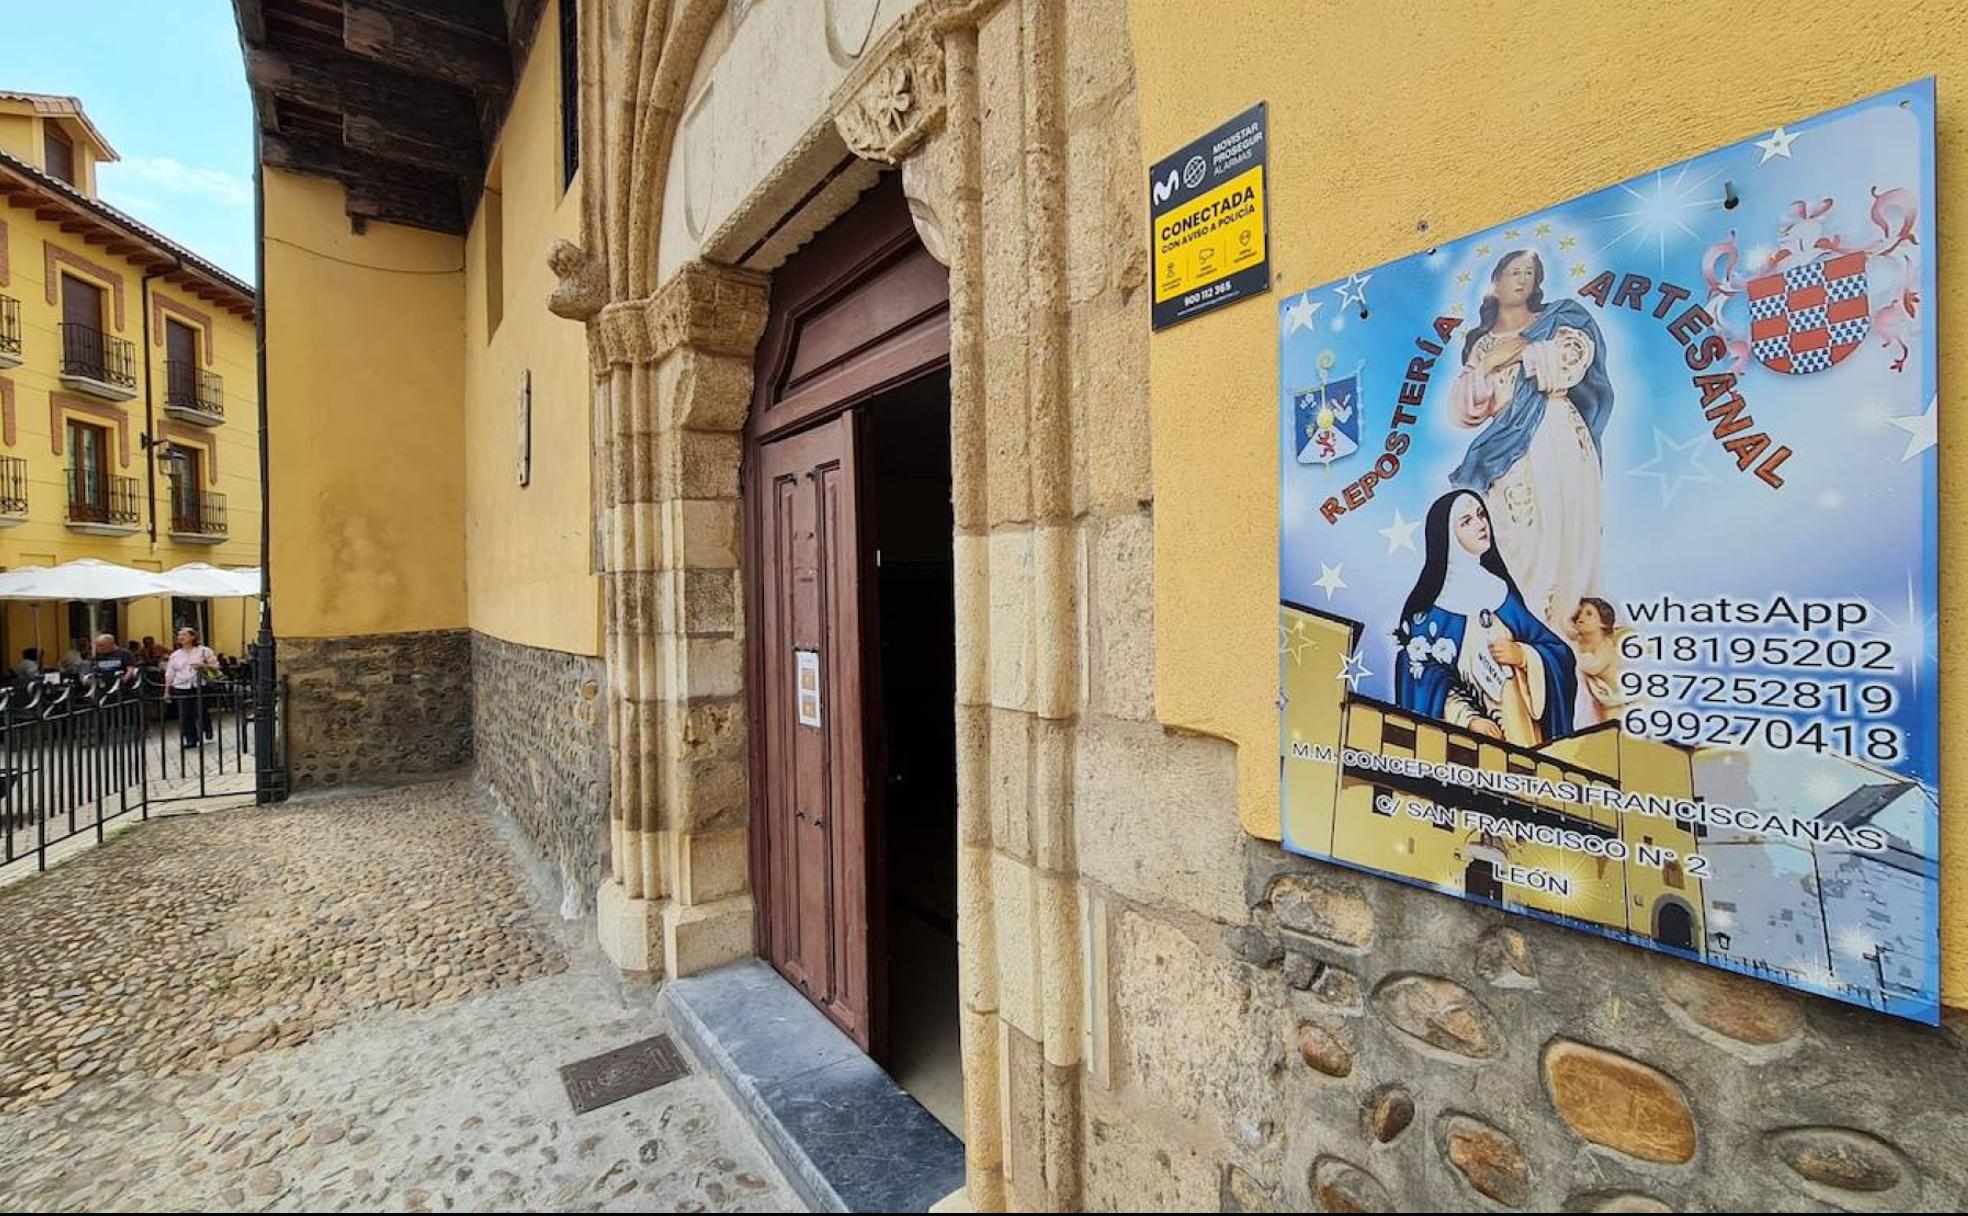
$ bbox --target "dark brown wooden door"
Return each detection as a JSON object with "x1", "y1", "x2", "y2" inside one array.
[
  {"x1": 166, "y1": 319, "x2": 198, "y2": 407},
  {"x1": 755, "y1": 412, "x2": 874, "y2": 1046}
]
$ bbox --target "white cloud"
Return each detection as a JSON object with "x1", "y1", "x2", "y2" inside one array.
[{"x1": 101, "y1": 156, "x2": 251, "y2": 208}]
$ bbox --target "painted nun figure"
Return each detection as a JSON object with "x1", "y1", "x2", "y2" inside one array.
[
  {"x1": 1395, "y1": 491, "x2": 1578, "y2": 746},
  {"x1": 1447, "y1": 249, "x2": 1614, "y2": 636}
]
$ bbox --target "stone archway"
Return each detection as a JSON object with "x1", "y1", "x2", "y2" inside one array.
[{"x1": 548, "y1": 3, "x2": 1154, "y2": 1209}]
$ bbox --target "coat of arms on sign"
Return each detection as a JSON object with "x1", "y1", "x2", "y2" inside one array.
[{"x1": 1294, "y1": 355, "x2": 1364, "y2": 466}]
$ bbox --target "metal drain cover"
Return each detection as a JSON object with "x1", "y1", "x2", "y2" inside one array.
[{"x1": 559, "y1": 1033, "x2": 691, "y2": 1114}]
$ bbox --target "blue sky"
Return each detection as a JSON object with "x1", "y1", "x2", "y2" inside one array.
[{"x1": 0, "y1": 2, "x2": 255, "y2": 282}]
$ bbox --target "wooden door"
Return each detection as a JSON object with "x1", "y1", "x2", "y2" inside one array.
[
  {"x1": 755, "y1": 412, "x2": 874, "y2": 1046},
  {"x1": 61, "y1": 275, "x2": 102, "y2": 330},
  {"x1": 166, "y1": 319, "x2": 198, "y2": 404}
]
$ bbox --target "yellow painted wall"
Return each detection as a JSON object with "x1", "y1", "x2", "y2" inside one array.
[
  {"x1": 0, "y1": 140, "x2": 260, "y2": 661},
  {"x1": 263, "y1": 168, "x2": 465, "y2": 638},
  {"x1": 461, "y1": 0, "x2": 601, "y2": 657},
  {"x1": 1133, "y1": 1, "x2": 1966, "y2": 1002},
  {"x1": 0, "y1": 114, "x2": 34, "y2": 164}
]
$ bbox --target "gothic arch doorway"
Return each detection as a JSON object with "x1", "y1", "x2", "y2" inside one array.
[{"x1": 745, "y1": 175, "x2": 960, "y2": 1130}]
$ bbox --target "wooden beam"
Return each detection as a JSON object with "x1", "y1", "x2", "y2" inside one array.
[
  {"x1": 343, "y1": 1, "x2": 512, "y2": 95},
  {"x1": 245, "y1": 46, "x2": 479, "y2": 132},
  {"x1": 233, "y1": 0, "x2": 267, "y2": 45},
  {"x1": 344, "y1": 177, "x2": 464, "y2": 235},
  {"x1": 389, "y1": 0, "x2": 505, "y2": 40},
  {"x1": 342, "y1": 112, "x2": 480, "y2": 177},
  {"x1": 262, "y1": 131, "x2": 466, "y2": 234}
]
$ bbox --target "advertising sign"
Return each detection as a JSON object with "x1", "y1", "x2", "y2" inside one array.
[
  {"x1": 1278, "y1": 83, "x2": 1938, "y2": 1022},
  {"x1": 1151, "y1": 103, "x2": 1269, "y2": 329}
]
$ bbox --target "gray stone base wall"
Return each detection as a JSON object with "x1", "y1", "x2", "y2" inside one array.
[
  {"x1": 469, "y1": 632, "x2": 609, "y2": 919},
  {"x1": 282, "y1": 630, "x2": 474, "y2": 790},
  {"x1": 1086, "y1": 819, "x2": 1968, "y2": 1211}
]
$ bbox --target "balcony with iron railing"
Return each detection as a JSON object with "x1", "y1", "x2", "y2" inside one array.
[
  {"x1": 0, "y1": 296, "x2": 19, "y2": 369},
  {"x1": 0, "y1": 456, "x2": 26, "y2": 527},
  {"x1": 168, "y1": 482, "x2": 228, "y2": 544},
  {"x1": 58, "y1": 323, "x2": 138, "y2": 401},
  {"x1": 65, "y1": 467, "x2": 142, "y2": 536},
  {"x1": 164, "y1": 360, "x2": 226, "y2": 425}
]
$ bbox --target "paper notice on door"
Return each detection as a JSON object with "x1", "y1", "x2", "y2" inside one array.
[{"x1": 795, "y1": 649, "x2": 822, "y2": 729}]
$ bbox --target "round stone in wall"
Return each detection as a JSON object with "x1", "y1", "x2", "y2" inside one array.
[
  {"x1": 1371, "y1": 974, "x2": 1502, "y2": 1061},
  {"x1": 1270, "y1": 873, "x2": 1376, "y2": 952},
  {"x1": 1438, "y1": 1113, "x2": 1533, "y2": 1207},
  {"x1": 1765, "y1": 1126, "x2": 1914, "y2": 1207},
  {"x1": 1541, "y1": 1039, "x2": 1696, "y2": 1165},
  {"x1": 1309, "y1": 1156, "x2": 1392, "y2": 1213},
  {"x1": 1474, "y1": 925, "x2": 1538, "y2": 989},
  {"x1": 1297, "y1": 1020, "x2": 1354, "y2": 1078},
  {"x1": 1566, "y1": 1191, "x2": 1674, "y2": 1213},
  {"x1": 1661, "y1": 966, "x2": 1804, "y2": 1056},
  {"x1": 1361, "y1": 1085, "x2": 1415, "y2": 1144}
]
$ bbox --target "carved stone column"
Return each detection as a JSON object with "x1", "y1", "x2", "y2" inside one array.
[
  {"x1": 580, "y1": 260, "x2": 769, "y2": 978},
  {"x1": 831, "y1": 2, "x2": 1083, "y2": 1210}
]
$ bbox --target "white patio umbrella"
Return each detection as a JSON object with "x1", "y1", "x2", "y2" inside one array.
[
  {"x1": 0, "y1": 560, "x2": 174, "y2": 658},
  {"x1": 0, "y1": 559, "x2": 172, "y2": 601},
  {"x1": 158, "y1": 563, "x2": 247, "y2": 598},
  {"x1": 160, "y1": 564, "x2": 263, "y2": 652}
]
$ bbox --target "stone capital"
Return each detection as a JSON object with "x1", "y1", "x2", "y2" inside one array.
[
  {"x1": 591, "y1": 261, "x2": 770, "y2": 368},
  {"x1": 831, "y1": 6, "x2": 949, "y2": 166}
]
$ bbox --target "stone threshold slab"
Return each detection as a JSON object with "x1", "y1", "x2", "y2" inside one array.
[{"x1": 665, "y1": 958, "x2": 966, "y2": 1213}]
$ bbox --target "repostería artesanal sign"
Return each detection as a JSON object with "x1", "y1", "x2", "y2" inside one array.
[
  {"x1": 1277, "y1": 82, "x2": 1938, "y2": 1022},
  {"x1": 1150, "y1": 102, "x2": 1268, "y2": 330}
]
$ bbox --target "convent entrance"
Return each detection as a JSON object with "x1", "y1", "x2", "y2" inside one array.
[{"x1": 746, "y1": 176, "x2": 962, "y2": 1132}]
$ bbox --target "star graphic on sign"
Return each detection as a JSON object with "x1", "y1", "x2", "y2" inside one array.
[
  {"x1": 1558, "y1": 235, "x2": 1577, "y2": 252},
  {"x1": 1570, "y1": 263, "x2": 1588, "y2": 279},
  {"x1": 1282, "y1": 292, "x2": 1323, "y2": 336},
  {"x1": 1334, "y1": 273, "x2": 1372, "y2": 313},
  {"x1": 1313, "y1": 562, "x2": 1347, "y2": 600},
  {"x1": 1756, "y1": 126, "x2": 1800, "y2": 163},
  {"x1": 1504, "y1": 228, "x2": 1520, "y2": 239},
  {"x1": 1448, "y1": 300, "x2": 1466, "y2": 318},
  {"x1": 1455, "y1": 271, "x2": 1471, "y2": 286},
  {"x1": 1280, "y1": 617, "x2": 1315, "y2": 664},
  {"x1": 1861, "y1": 570, "x2": 1935, "y2": 696},
  {"x1": 1886, "y1": 395, "x2": 1938, "y2": 461},
  {"x1": 1377, "y1": 509, "x2": 1421, "y2": 554},
  {"x1": 1627, "y1": 428, "x2": 1718, "y2": 506},
  {"x1": 1337, "y1": 648, "x2": 1373, "y2": 692},
  {"x1": 1534, "y1": 221, "x2": 1552, "y2": 237},
  {"x1": 1475, "y1": 243, "x2": 1491, "y2": 257}
]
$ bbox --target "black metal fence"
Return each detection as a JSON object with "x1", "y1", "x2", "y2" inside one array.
[
  {"x1": 165, "y1": 359, "x2": 226, "y2": 419},
  {"x1": 58, "y1": 322, "x2": 137, "y2": 389},
  {"x1": 0, "y1": 664, "x2": 274, "y2": 872}
]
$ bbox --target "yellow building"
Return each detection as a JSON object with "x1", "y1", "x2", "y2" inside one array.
[
  {"x1": 1282, "y1": 601, "x2": 1705, "y2": 950},
  {"x1": 241, "y1": 1, "x2": 1968, "y2": 1211},
  {"x1": 0, "y1": 91, "x2": 260, "y2": 659}
]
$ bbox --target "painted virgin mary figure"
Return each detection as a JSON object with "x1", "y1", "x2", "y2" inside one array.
[
  {"x1": 1447, "y1": 249, "x2": 1614, "y2": 635},
  {"x1": 1394, "y1": 491, "x2": 1578, "y2": 746}
]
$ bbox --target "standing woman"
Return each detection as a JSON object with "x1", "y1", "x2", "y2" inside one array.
[
  {"x1": 165, "y1": 627, "x2": 220, "y2": 749},
  {"x1": 1446, "y1": 249, "x2": 1614, "y2": 636}
]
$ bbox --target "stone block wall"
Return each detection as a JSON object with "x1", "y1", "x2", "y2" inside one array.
[
  {"x1": 470, "y1": 632, "x2": 610, "y2": 918},
  {"x1": 281, "y1": 629, "x2": 473, "y2": 790},
  {"x1": 1077, "y1": 827, "x2": 1968, "y2": 1211}
]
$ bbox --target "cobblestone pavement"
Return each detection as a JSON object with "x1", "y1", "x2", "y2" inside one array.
[{"x1": 0, "y1": 780, "x2": 798, "y2": 1212}]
